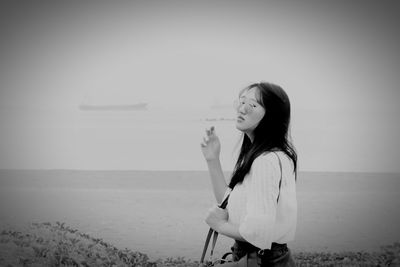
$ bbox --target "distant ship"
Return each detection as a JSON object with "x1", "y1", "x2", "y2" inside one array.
[{"x1": 79, "y1": 102, "x2": 148, "y2": 111}]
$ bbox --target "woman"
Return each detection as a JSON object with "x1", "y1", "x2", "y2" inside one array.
[{"x1": 200, "y1": 82, "x2": 297, "y2": 266}]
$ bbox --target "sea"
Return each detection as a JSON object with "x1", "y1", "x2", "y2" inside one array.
[
  {"x1": 0, "y1": 169, "x2": 399, "y2": 260},
  {"x1": 1, "y1": 104, "x2": 398, "y2": 172}
]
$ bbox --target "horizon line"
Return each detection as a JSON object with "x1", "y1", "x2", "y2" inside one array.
[{"x1": 0, "y1": 168, "x2": 398, "y2": 176}]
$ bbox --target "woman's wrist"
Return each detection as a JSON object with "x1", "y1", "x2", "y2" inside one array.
[{"x1": 206, "y1": 157, "x2": 220, "y2": 164}]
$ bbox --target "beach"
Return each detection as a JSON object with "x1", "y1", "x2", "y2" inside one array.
[{"x1": 0, "y1": 169, "x2": 399, "y2": 261}]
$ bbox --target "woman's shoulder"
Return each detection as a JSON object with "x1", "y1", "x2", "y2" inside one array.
[
  {"x1": 256, "y1": 151, "x2": 282, "y2": 162},
  {"x1": 247, "y1": 152, "x2": 283, "y2": 184},
  {"x1": 251, "y1": 152, "x2": 280, "y2": 171},
  {"x1": 254, "y1": 151, "x2": 292, "y2": 169}
]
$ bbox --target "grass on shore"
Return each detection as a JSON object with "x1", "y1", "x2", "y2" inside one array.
[{"x1": 0, "y1": 222, "x2": 399, "y2": 266}]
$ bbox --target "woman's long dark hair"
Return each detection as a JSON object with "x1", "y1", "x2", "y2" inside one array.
[{"x1": 228, "y1": 82, "x2": 297, "y2": 189}]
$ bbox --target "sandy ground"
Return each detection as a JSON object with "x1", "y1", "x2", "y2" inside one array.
[{"x1": 0, "y1": 170, "x2": 399, "y2": 261}]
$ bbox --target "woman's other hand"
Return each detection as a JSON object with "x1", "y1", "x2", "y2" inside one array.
[
  {"x1": 200, "y1": 126, "x2": 221, "y2": 161},
  {"x1": 205, "y1": 205, "x2": 228, "y2": 232}
]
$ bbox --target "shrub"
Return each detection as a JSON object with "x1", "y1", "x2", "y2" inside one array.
[{"x1": 0, "y1": 222, "x2": 398, "y2": 266}]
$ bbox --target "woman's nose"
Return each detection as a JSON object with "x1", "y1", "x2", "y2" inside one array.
[{"x1": 238, "y1": 104, "x2": 247, "y2": 114}]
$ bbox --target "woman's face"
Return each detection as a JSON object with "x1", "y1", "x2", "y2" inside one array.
[{"x1": 235, "y1": 87, "x2": 266, "y2": 138}]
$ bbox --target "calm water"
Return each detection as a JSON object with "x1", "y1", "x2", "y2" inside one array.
[
  {"x1": 1, "y1": 106, "x2": 398, "y2": 172},
  {"x1": 0, "y1": 170, "x2": 399, "y2": 259}
]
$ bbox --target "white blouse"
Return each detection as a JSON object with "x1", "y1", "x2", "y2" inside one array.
[{"x1": 225, "y1": 151, "x2": 297, "y2": 250}]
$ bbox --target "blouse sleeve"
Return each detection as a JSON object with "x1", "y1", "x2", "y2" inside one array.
[{"x1": 238, "y1": 153, "x2": 281, "y2": 249}]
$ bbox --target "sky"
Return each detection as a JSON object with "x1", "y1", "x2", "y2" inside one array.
[{"x1": 0, "y1": 0, "x2": 399, "y2": 172}]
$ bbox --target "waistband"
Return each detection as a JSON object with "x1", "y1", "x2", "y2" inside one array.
[{"x1": 234, "y1": 240, "x2": 287, "y2": 252}]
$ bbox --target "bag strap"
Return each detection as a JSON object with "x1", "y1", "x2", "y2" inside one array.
[
  {"x1": 200, "y1": 193, "x2": 230, "y2": 263},
  {"x1": 200, "y1": 152, "x2": 283, "y2": 263}
]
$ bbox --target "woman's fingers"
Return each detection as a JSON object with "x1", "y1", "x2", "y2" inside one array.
[
  {"x1": 202, "y1": 126, "x2": 215, "y2": 147},
  {"x1": 200, "y1": 136, "x2": 209, "y2": 147},
  {"x1": 206, "y1": 126, "x2": 215, "y2": 137}
]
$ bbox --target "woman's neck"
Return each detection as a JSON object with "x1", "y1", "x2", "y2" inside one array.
[{"x1": 246, "y1": 132, "x2": 254, "y2": 143}]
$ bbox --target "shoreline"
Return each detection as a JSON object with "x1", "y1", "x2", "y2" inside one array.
[{"x1": 1, "y1": 221, "x2": 399, "y2": 266}]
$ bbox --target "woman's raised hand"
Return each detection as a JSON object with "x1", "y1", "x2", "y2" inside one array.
[{"x1": 200, "y1": 126, "x2": 221, "y2": 161}]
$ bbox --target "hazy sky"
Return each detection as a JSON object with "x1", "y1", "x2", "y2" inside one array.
[{"x1": 0, "y1": 1, "x2": 399, "y2": 172}]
